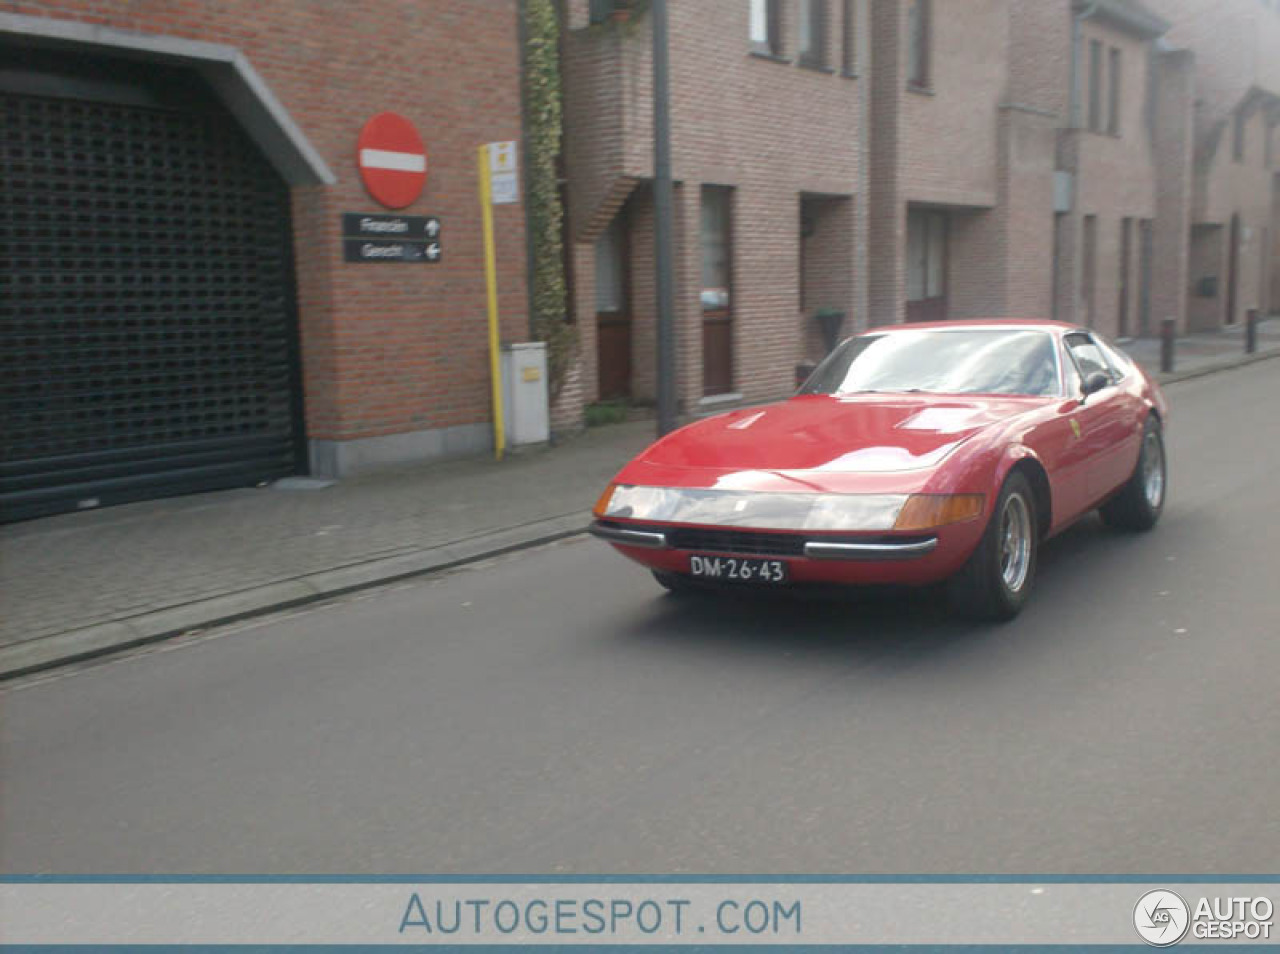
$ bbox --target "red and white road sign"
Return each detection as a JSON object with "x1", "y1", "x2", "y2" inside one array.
[{"x1": 356, "y1": 113, "x2": 427, "y2": 209}]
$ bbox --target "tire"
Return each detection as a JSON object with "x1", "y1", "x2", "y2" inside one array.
[
  {"x1": 947, "y1": 472, "x2": 1039, "y2": 622},
  {"x1": 652, "y1": 570, "x2": 700, "y2": 595},
  {"x1": 1099, "y1": 416, "x2": 1166, "y2": 532}
]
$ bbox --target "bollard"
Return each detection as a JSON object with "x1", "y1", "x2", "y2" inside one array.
[
  {"x1": 1160, "y1": 317, "x2": 1176, "y2": 374},
  {"x1": 1246, "y1": 308, "x2": 1259, "y2": 355}
]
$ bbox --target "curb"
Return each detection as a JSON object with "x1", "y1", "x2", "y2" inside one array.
[
  {"x1": 0, "y1": 513, "x2": 590, "y2": 681},
  {"x1": 1151, "y1": 347, "x2": 1280, "y2": 386}
]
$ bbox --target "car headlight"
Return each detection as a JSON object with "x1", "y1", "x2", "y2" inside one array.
[
  {"x1": 594, "y1": 484, "x2": 910, "y2": 532},
  {"x1": 594, "y1": 485, "x2": 985, "y2": 533}
]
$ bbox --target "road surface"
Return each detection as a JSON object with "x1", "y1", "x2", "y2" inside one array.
[{"x1": 2, "y1": 360, "x2": 1278, "y2": 873}]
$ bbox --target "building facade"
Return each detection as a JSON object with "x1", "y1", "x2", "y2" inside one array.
[
  {"x1": 559, "y1": 0, "x2": 867, "y2": 423},
  {"x1": 3, "y1": 1, "x2": 1278, "y2": 521},
  {"x1": 559, "y1": 0, "x2": 1280, "y2": 430},
  {"x1": 1, "y1": 1, "x2": 529, "y2": 520}
]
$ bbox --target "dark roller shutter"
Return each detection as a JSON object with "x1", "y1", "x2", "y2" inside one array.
[{"x1": 0, "y1": 79, "x2": 304, "y2": 522}]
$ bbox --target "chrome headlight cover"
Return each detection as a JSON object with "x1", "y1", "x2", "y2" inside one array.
[{"x1": 600, "y1": 485, "x2": 910, "y2": 532}]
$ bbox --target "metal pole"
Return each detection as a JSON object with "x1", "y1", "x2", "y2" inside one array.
[
  {"x1": 652, "y1": 0, "x2": 678, "y2": 437},
  {"x1": 1246, "y1": 308, "x2": 1259, "y2": 354},
  {"x1": 478, "y1": 145, "x2": 506, "y2": 461}
]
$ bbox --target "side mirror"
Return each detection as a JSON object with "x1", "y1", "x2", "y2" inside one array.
[{"x1": 1081, "y1": 371, "x2": 1110, "y2": 400}]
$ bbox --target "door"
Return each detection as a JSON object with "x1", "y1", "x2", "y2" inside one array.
[
  {"x1": 1226, "y1": 213, "x2": 1241, "y2": 325},
  {"x1": 1118, "y1": 217, "x2": 1132, "y2": 338},
  {"x1": 594, "y1": 214, "x2": 630, "y2": 400},
  {"x1": 0, "y1": 69, "x2": 303, "y2": 522},
  {"x1": 1062, "y1": 332, "x2": 1134, "y2": 501},
  {"x1": 906, "y1": 208, "x2": 947, "y2": 322},
  {"x1": 700, "y1": 186, "x2": 733, "y2": 395}
]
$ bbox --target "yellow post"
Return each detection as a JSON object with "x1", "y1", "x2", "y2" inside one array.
[{"x1": 477, "y1": 144, "x2": 505, "y2": 461}]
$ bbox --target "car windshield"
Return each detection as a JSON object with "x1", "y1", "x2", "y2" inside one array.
[{"x1": 801, "y1": 329, "x2": 1060, "y2": 397}]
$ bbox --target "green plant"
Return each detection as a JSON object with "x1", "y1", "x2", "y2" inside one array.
[
  {"x1": 584, "y1": 399, "x2": 629, "y2": 427},
  {"x1": 523, "y1": 0, "x2": 576, "y2": 399}
]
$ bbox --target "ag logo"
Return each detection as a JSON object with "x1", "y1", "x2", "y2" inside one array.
[{"x1": 1134, "y1": 889, "x2": 1190, "y2": 946}]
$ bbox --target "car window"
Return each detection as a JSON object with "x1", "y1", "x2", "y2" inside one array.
[
  {"x1": 1064, "y1": 333, "x2": 1116, "y2": 387},
  {"x1": 801, "y1": 330, "x2": 1061, "y2": 397},
  {"x1": 1093, "y1": 335, "x2": 1135, "y2": 379}
]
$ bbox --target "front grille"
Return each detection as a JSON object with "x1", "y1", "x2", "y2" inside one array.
[{"x1": 664, "y1": 527, "x2": 807, "y2": 558}]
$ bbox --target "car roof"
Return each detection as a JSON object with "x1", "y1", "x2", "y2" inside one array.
[{"x1": 858, "y1": 318, "x2": 1082, "y2": 337}]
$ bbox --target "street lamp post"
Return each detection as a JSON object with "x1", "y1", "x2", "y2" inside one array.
[{"x1": 652, "y1": 0, "x2": 678, "y2": 436}]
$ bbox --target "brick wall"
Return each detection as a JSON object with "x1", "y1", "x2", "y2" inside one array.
[
  {"x1": 562, "y1": 0, "x2": 865, "y2": 411},
  {"x1": 4, "y1": 0, "x2": 530, "y2": 454}
]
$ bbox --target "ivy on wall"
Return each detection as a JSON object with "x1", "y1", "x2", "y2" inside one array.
[{"x1": 523, "y1": 0, "x2": 576, "y2": 398}]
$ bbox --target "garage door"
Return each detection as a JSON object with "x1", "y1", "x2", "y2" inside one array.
[{"x1": 0, "y1": 80, "x2": 304, "y2": 522}]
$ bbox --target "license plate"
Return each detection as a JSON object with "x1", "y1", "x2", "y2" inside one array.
[{"x1": 688, "y1": 554, "x2": 789, "y2": 584}]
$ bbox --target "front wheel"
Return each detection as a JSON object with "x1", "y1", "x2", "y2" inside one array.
[
  {"x1": 1099, "y1": 416, "x2": 1165, "y2": 532},
  {"x1": 947, "y1": 472, "x2": 1038, "y2": 622}
]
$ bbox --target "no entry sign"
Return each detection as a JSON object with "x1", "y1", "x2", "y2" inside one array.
[{"x1": 356, "y1": 113, "x2": 427, "y2": 209}]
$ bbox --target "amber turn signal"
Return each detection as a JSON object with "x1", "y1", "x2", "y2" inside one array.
[
  {"x1": 592, "y1": 483, "x2": 618, "y2": 518},
  {"x1": 893, "y1": 494, "x2": 985, "y2": 532}
]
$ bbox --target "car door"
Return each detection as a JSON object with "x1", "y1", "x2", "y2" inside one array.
[{"x1": 1062, "y1": 333, "x2": 1132, "y2": 502}]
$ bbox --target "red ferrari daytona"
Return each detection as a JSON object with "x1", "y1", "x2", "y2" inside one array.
[{"x1": 590, "y1": 320, "x2": 1169, "y2": 620}]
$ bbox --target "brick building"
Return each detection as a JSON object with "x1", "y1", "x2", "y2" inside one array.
[
  {"x1": 1147, "y1": 0, "x2": 1280, "y2": 329},
  {"x1": 559, "y1": 0, "x2": 866, "y2": 423},
  {"x1": 1, "y1": 2, "x2": 529, "y2": 519},
  {"x1": 4, "y1": 1, "x2": 1277, "y2": 520},
  {"x1": 558, "y1": 0, "x2": 1280, "y2": 430}
]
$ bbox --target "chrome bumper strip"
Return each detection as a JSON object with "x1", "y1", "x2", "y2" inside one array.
[
  {"x1": 589, "y1": 522, "x2": 669, "y2": 549},
  {"x1": 803, "y1": 538, "x2": 938, "y2": 561}
]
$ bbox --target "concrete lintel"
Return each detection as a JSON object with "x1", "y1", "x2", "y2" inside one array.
[{"x1": 0, "y1": 11, "x2": 335, "y2": 187}]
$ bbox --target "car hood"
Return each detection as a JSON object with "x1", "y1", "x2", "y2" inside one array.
[{"x1": 621, "y1": 394, "x2": 1049, "y2": 493}]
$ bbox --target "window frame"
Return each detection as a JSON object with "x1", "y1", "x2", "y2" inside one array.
[
  {"x1": 1107, "y1": 46, "x2": 1121, "y2": 136},
  {"x1": 1087, "y1": 39, "x2": 1103, "y2": 133},
  {"x1": 798, "y1": 0, "x2": 830, "y2": 70},
  {"x1": 842, "y1": 0, "x2": 857, "y2": 76},
  {"x1": 750, "y1": 0, "x2": 784, "y2": 58},
  {"x1": 906, "y1": 0, "x2": 931, "y2": 90}
]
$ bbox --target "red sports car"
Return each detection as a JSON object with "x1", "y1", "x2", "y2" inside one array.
[{"x1": 590, "y1": 320, "x2": 1169, "y2": 620}]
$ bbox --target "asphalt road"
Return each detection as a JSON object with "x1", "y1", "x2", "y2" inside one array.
[{"x1": 2, "y1": 361, "x2": 1278, "y2": 874}]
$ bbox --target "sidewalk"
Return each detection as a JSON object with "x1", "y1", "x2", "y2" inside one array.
[{"x1": 2, "y1": 320, "x2": 1277, "y2": 678}]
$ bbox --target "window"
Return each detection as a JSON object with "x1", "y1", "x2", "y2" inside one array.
[
  {"x1": 906, "y1": 0, "x2": 930, "y2": 88},
  {"x1": 750, "y1": 0, "x2": 782, "y2": 57},
  {"x1": 1234, "y1": 109, "x2": 1246, "y2": 162},
  {"x1": 906, "y1": 209, "x2": 946, "y2": 302},
  {"x1": 1081, "y1": 214, "x2": 1097, "y2": 328},
  {"x1": 842, "y1": 0, "x2": 857, "y2": 75},
  {"x1": 700, "y1": 187, "x2": 731, "y2": 311},
  {"x1": 798, "y1": 0, "x2": 828, "y2": 68},
  {"x1": 594, "y1": 217, "x2": 625, "y2": 314},
  {"x1": 1065, "y1": 333, "x2": 1116, "y2": 389},
  {"x1": 1088, "y1": 39, "x2": 1103, "y2": 132},
  {"x1": 1107, "y1": 47, "x2": 1121, "y2": 135}
]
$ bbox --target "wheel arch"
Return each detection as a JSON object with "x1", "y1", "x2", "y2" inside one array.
[{"x1": 999, "y1": 451, "x2": 1053, "y2": 540}]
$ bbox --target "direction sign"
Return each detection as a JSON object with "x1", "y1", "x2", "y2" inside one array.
[
  {"x1": 343, "y1": 239, "x2": 441, "y2": 263},
  {"x1": 357, "y1": 113, "x2": 428, "y2": 209},
  {"x1": 341, "y1": 213, "x2": 441, "y2": 263}
]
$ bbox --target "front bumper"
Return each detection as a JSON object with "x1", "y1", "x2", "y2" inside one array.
[
  {"x1": 590, "y1": 519, "x2": 978, "y2": 586},
  {"x1": 589, "y1": 521, "x2": 937, "y2": 560}
]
